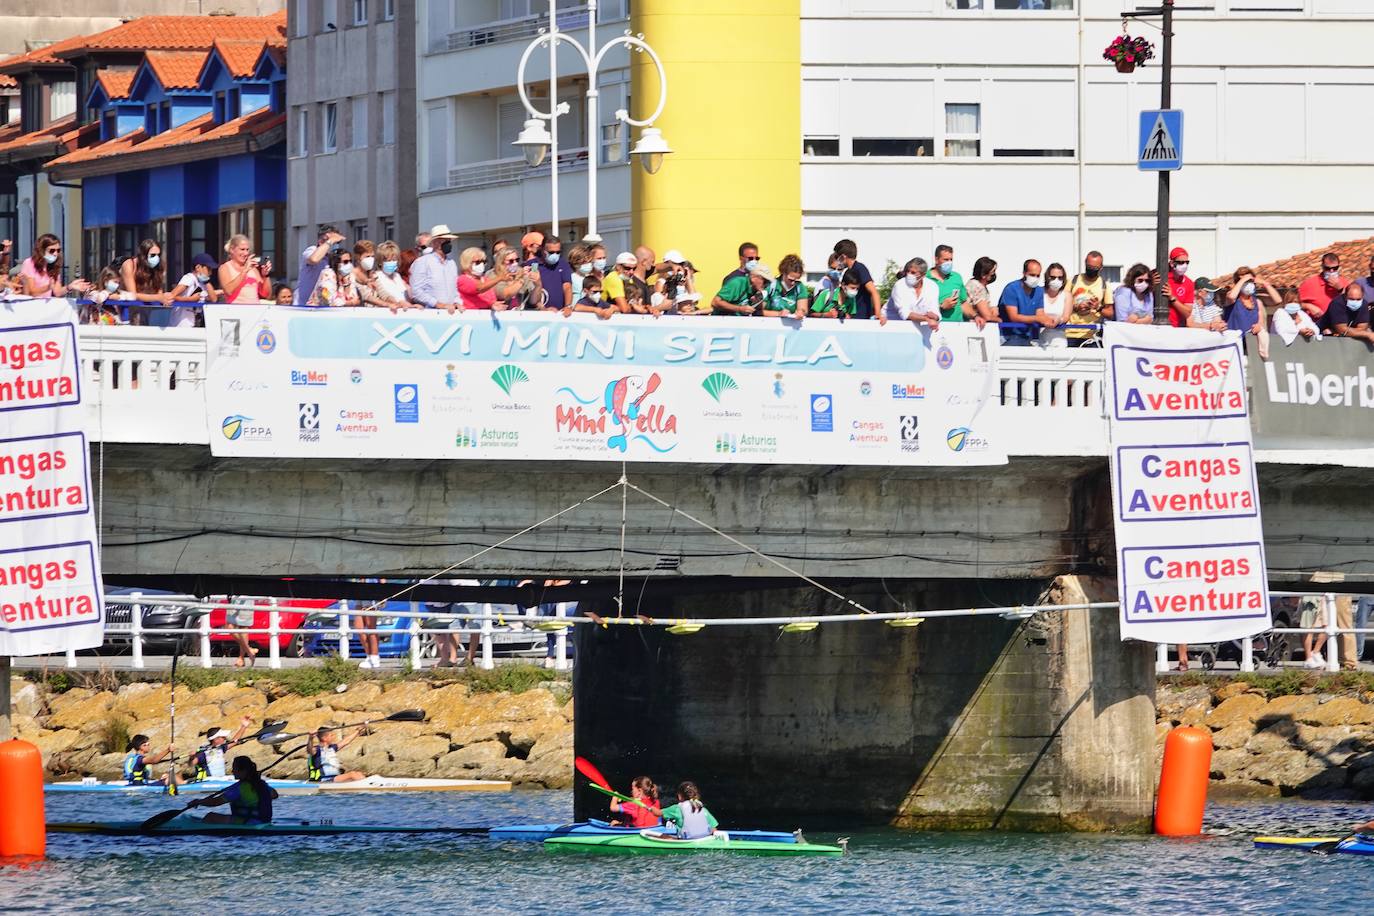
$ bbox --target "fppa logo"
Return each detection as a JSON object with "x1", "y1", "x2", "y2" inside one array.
[{"x1": 555, "y1": 372, "x2": 678, "y2": 453}]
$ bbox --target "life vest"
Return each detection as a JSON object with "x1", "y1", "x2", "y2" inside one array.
[
  {"x1": 308, "y1": 743, "x2": 340, "y2": 782},
  {"x1": 228, "y1": 779, "x2": 272, "y2": 823},
  {"x1": 675, "y1": 803, "x2": 713, "y2": 840},
  {"x1": 190, "y1": 745, "x2": 226, "y2": 782},
  {"x1": 123, "y1": 751, "x2": 149, "y2": 785}
]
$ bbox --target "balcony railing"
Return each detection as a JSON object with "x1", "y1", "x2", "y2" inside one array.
[
  {"x1": 446, "y1": 145, "x2": 589, "y2": 191},
  {"x1": 440, "y1": 5, "x2": 591, "y2": 53}
]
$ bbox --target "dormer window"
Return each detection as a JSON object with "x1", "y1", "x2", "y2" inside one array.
[
  {"x1": 102, "y1": 109, "x2": 116, "y2": 141},
  {"x1": 214, "y1": 90, "x2": 226, "y2": 123}
]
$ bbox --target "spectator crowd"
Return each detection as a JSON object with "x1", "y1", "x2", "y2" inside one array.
[{"x1": 3, "y1": 228, "x2": 1371, "y2": 349}]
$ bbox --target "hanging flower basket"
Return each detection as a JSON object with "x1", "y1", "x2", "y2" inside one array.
[{"x1": 1103, "y1": 34, "x2": 1155, "y2": 73}]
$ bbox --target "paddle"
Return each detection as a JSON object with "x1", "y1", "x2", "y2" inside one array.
[
  {"x1": 166, "y1": 653, "x2": 179, "y2": 796},
  {"x1": 1311, "y1": 828, "x2": 1369, "y2": 855},
  {"x1": 259, "y1": 708, "x2": 428, "y2": 744},
  {"x1": 139, "y1": 792, "x2": 225, "y2": 832},
  {"x1": 575, "y1": 756, "x2": 662, "y2": 816}
]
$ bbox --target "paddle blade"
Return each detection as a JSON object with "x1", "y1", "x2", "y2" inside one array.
[
  {"x1": 139, "y1": 807, "x2": 188, "y2": 831},
  {"x1": 259, "y1": 731, "x2": 298, "y2": 745},
  {"x1": 385, "y1": 709, "x2": 426, "y2": 722},
  {"x1": 575, "y1": 756, "x2": 612, "y2": 790},
  {"x1": 259, "y1": 719, "x2": 288, "y2": 737}
]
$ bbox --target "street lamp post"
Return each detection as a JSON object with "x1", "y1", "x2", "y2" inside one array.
[{"x1": 514, "y1": 0, "x2": 671, "y2": 243}]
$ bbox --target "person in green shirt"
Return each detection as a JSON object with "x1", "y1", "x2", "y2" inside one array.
[
  {"x1": 762, "y1": 254, "x2": 810, "y2": 318},
  {"x1": 810, "y1": 269, "x2": 861, "y2": 319},
  {"x1": 657, "y1": 781, "x2": 719, "y2": 840},
  {"x1": 931, "y1": 243, "x2": 967, "y2": 322},
  {"x1": 712, "y1": 264, "x2": 771, "y2": 315}
]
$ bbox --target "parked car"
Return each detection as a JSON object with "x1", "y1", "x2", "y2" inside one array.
[
  {"x1": 302, "y1": 601, "x2": 548, "y2": 660},
  {"x1": 102, "y1": 588, "x2": 203, "y2": 656},
  {"x1": 206, "y1": 597, "x2": 330, "y2": 658}
]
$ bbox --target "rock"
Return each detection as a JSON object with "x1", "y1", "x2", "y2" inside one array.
[
  {"x1": 221, "y1": 689, "x2": 269, "y2": 719},
  {"x1": 1293, "y1": 725, "x2": 1367, "y2": 766},
  {"x1": 195, "y1": 682, "x2": 249, "y2": 704},
  {"x1": 262, "y1": 694, "x2": 323, "y2": 721},
  {"x1": 1245, "y1": 751, "x2": 1346, "y2": 792},
  {"x1": 28, "y1": 729, "x2": 81, "y2": 763},
  {"x1": 377, "y1": 680, "x2": 436, "y2": 713},
  {"x1": 1157, "y1": 685, "x2": 1211, "y2": 721},
  {"x1": 48, "y1": 747, "x2": 102, "y2": 778},
  {"x1": 1255, "y1": 694, "x2": 1319, "y2": 727},
  {"x1": 1209, "y1": 748, "x2": 1254, "y2": 780},
  {"x1": 495, "y1": 689, "x2": 561, "y2": 722},
  {"x1": 89, "y1": 751, "x2": 129, "y2": 779},
  {"x1": 1246, "y1": 722, "x2": 1299, "y2": 755},
  {"x1": 1300, "y1": 697, "x2": 1374, "y2": 728},
  {"x1": 1154, "y1": 722, "x2": 1172, "y2": 745},
  {"x1": 1211, "y1": 723, "x2": 1254, "y2": 751},
  {"x1": 1215, "y1": 682, "x2": 1254, "y2": 701},
  {"x1": 1353, "y1": 767, "x2": 1374, "y2": 794},
  {"x1": 111, "y1": 684, "x2": 197, "y2": 722},
  {"x1": 560, "y1": 697, "x2": 574, "y2": 721},
  {"x1": 45, "y1": 691, "x2": 116, "y2": 731},
  {"x1": 46, "y1": 687, "x2": 95, "y2": 710},
  {"x1": 443, "y1": 722, "x2": 516, "y2": 748},
  {"x1": 10, "y1": 680, "x2": 45, "y2": 718},
  {"x1": 1205, "y1": 694, "x2": 1268, "y2": 729},
  {"x1": 1348, "y1": 752, "x2": 1374, "y2": 773},
  {"x1": 435, "y1": 741, "x2": 508, "y2": 778},
  {"x1": 379, "y1": 734, "x2": 450, "y2": 767},
  {"x1": 1177, "y1": 701, "x2": 1211, "y2": 728},
  {"x1": 324, "y1": 681, "x2": 384, "y2": 712},
  {"x1": 507, "y1": 714, "x2": 570, "y2": 754}
]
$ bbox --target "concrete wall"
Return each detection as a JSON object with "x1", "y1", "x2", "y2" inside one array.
[{"x1": 571, "y1": 575, "x2": 1155, "y2": 831}]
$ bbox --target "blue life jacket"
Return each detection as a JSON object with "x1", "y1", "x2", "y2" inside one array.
[
  {"x1": 123, "y1": 751, "x2": 149, "y2": 785},
  {"x1": 228, "y1": 779, "x2": 273, "y2": 823}
]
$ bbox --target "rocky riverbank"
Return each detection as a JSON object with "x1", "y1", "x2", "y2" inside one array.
[
  {"x1": 7, "y1": 672, "x2": 574, "y2": 788},
  {"x1": 1157, "y1": 677, "x2": 1374, "y2": 799}
]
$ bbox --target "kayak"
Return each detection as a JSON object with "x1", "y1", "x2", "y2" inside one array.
[
  {"x1": 48, "y1": 815, "x2": 489, "y2": 838},
  {"x1": 545, "y1": 831, "x2": 846, "y2": 857},
  {"x1": 490, "y1": 818, "x2": 799, "y2": 844},
  {"x1": 47, "y1": 779, "x2": 320, "y2": 796},
  {"x1": 313, "y1": 776, "x2": 511, "y2": 793},
  {"x1": 1254, "y1": 835, "x2": 1374, "y2": 856}
]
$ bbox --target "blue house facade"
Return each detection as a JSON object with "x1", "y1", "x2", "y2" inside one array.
[{"x1": 48, "y1": 41, "x2": 286, "y2": 285}]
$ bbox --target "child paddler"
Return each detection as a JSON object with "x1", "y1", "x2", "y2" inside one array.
[
  {"x1": 124, "y1": 734, "x2": 176, "y2": 786},
  {"x1": 609, "y1": 776, "x2": 662, "y2": 829},
  {"x1": 306, "y1": 725, "x2": 367, "y2": 783},
  {"x1": 656, "y1": 781, "x2": 718, "y2": 840},
  {"x1": 188, "y1": 756, "x2": 278, "y2": 825},
  {"x1": 188, "y1": 715, "x2": 254, "y2": 782}
]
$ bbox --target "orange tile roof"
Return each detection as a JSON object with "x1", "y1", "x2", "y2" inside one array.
[
  {"x1": 145, "y1": 50, "x2": 211, "y2": 90},
  {"x1": 1218, "y1": 237, "x2": 1374, "y2": 293},
  {"x1": 0, "y1": 114, "x2": 74, "y2": 158},
  {"x1": 0, "y1": 34, "x2": 88, "y2": 75},
  {"x1": 52, "y1": 13, "x2": 286, "y2": 58},
  {"x1": 212, "y1": 40, "x2": 269, "y2": 79},
  {"x1": 46, "y1": 108, "x2": 285, "y2": 171},
  {"x1": 95, "y1": 69, "x2": 136, "y2": 101},
  {"x1": 0, "y1": 74, "x2": 16, "y2": 89}
]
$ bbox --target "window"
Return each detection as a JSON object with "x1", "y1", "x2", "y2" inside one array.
[
  {"x1": 601, "y1": 122, "x2": 625, "y2": 165},
  {"x1": 946, "y1": 0, "x2": 1074, "y2": 9},
  {"x1": 852, "y1": 138, "x2": 932, "y2": 157},
  {"x1": 380, "y1": 216, "x2": 395, "y2": 242},
  {"x1": 322, "y1": 101, "x2": 337, "y2": 153},
  {"x1": 380, "y1": 91, "x2": 395, "y2": 146},
  {"x1": 21, "y1": 81, "x2": 41, "y2": 132},
  {"x1": 188, "y1": 217, "x2": 215, "y2": 266},
  {"x1": 425, "y1": 103, "x2": 448, "y2": 190},
  {"x1": 351, "y1": 96, "x2": 368, "y2": 149},
  {"x1": 944, "y1": 104, "x2": 981, "y2": 157},
  {"x1": 221, "y1": 207, "x2": 252, "y2": 251},
  {"x1": 294, "y1": 107, "x2": 309, "y2": 157},
  {"x1": 353, "y1": 0, "x2": 368, "y2": 25},
  {"x1": 160, "y1": 101, "x2": 171, "y2": 133},
  {"x1": 991, "y1": 148, "x2": 1074, "y2": 157},
  {"x1": 803, "y1": 137, "x2": 839, "y2": 156},
  {"x1": 382, "y1": 0, "x2": 395, "y2": 20},
  {"x1": 350, "y1": 219, "x2": 369, "y2": 244},
  {"x1": 292, "y1": 0, "x2": 309, "y2": 36},
  {"x1": 259, "y1": 206, "x2": 283, "y2": 276},
  {"x1": 214, "y1": 91, "x2": 226, "y2": 123},
  {"x1": 49, "y1": 81, "x2": 76, "y2": 121}
]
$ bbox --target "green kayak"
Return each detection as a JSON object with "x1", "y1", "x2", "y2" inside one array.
[{"x1": 545, "y1": 831, "x2": 846, "y2": 857}]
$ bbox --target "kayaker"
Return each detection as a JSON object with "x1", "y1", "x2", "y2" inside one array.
[
  {"x1": 657, "y1": 781, "x2": 718, "y2": 840},
  {"x1": 124, "y1": 734, "x2": 176, "y2": 787},
  {"x1": 609, "y1": 776, "x2": 662, "y2": 829},
  {"x1": 188, "y1": 715, "x2": 254, "y2": 782},
  {"x1": 187, "y1": 756, "x2": 278, "y2": 825},
  {"x1": 307, "y1": 725, "x2": 367, "y2": 783}
]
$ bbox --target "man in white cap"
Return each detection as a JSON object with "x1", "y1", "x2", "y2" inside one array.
[
  {"x1": 409, "y1": 224, "x2": 461, "y2": 312},
  {"x1": 189, "y1": 715, "x2": 254, "y2": 782},
  {"x1": 602, "y1": 251, "x2": 640, "y2": 313}
]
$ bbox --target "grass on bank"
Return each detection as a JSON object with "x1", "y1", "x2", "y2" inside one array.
[
  {"x1": 1166, "y1": 669, "x2": 1374, "y2": 696},
  {"x1": 26, "y1": 657, "x2": 567, "y2": 699}
]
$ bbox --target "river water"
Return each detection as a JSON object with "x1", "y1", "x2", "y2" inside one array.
[{"x1": 5, "y1": 791, "x2": 1371, "y2": 914}]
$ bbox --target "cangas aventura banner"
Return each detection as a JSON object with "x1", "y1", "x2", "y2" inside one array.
[
  {"x1": 204, "y1": 306, "x2": 1008, "y2": 466},
  {"x1": 0, "y1": 298, "x2": 105, "y2": 655},
  {"x1": 1105, "y1": 323, "x2": 1270, "y2": 644}
]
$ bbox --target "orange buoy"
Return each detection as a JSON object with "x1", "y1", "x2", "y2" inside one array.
[
  {"x1": 1154, "y1": 725, "x2": 1212, "y2": 836},
  {"x1": 0, "y1": 739, "x2": 45, "y2": 858}
]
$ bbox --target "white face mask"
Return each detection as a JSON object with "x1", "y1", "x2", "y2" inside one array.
[
  {"x1": 743, "y1": 259, "x2": 759, "y2": 272},
  {"x1": 360, "y1": 255, "x2": 375, "y2": 271},
  {"x1": 1134, "y1": 280, "x2": 1150, "y2": 294},
  {"x1": 904, "y1": 273, "x2": 921, "y2": 288},
  {"x1": 843, "y1": 287, "x2": 859, "y2": 298},
  {"x1": 578, "y1": 263, "x2": 593, "y2": 276},
  {"x1": 1348, "y1": 298, "x2": 1365, "y2": 311},
  {"x1": 589, "y1": 292, "x2": 602, "y2": 303},
  {"x1": 471, "y1": 263, "x2": 486, "y2": 276},
  {"x1": 1048, "y1": 278, "x2": 1064, "y2": 292},
  {"x1": 1241, "y1": 281, "x2": 1256, "y2": 296},
  {"x1": 421, "y1": 246, "x2": 432, "y2": 255},
  {"x1": 43, "y1": 252, "x2": 58, "y2": 265},
  {"x1": 1284, "y1": 302, "x2": 1301, "y2": 315},
  {"x1": 146, "y1": 254, "x2": 161, "y2": 268},
  {"x1": 1324, "y1": 269, "x2": 1340, "y2": 282},
  {"x1": 1023, "y1": 274, "x2": 1042, "y2": 289},
  {"x1": 1172, "y1": 263, "x2": 1187, "y2": 277},
  {"x1": 105, "y1": 280, "x2": 120, "y2": 293},
  {"x1": 938, "y1": 259, "x2": 952, "y2": 273},
  {"x1": 592, "y1": 257, "x2": 607, "y2": 272}
]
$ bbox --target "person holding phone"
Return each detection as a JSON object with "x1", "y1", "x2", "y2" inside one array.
[{"x1": 219, "y1": 234, "x2": 273, "y2": 303}]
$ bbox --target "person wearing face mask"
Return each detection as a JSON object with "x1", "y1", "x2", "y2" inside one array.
[
  {"x1": 809, "y1": 269, "x2": 861, "y2": 319},
  {"x1": 20, "y1": 233, "x2": 92, "y2": 300},
  {"x1": 832, "y1": 239, "x2": 880, "y2": 321},
  {"x1": 1222, "y1": 267, "x2": 1278, "y2": 336},
  {"x1": 84, "y1": 266, "x2": 124, "y2": 324},
  {"x1": 963, "y1": 257, "x2": 998, "y2": 329},
  {"x1": 1038, "y1": 263, "x2": 1074, "y2": 334},
  {"x1": 998, "y1": 259, "x2": 1058, "y2": 344},
  {"x1": 602, "y1": 252, "x2": 640, "y2": 313},
  {"x1": 520, "y1": 231, "x2": 545, "y2": 266},
  {"x1": 366, "y1": 240, "x2": 417, "y2": 312},
  {"x1": 712, "y1": 262, "x2": 771, "y2": 316},
  {"x1": 655, "y1": 250, "x2": 702, "y2": 314},
  {"x1": 457, "y1": 246, "x2": 505, "y2": 310},
  {"x1": 762, "y1": 254, "x2": 811, "y2": 320},
  {"x1": 1359, "y1": 254, "x2": 1374, "y2": 306},
  {"x1": 1319, "y1": 281, "x2": 1374, "y2": 344},
  {"x1": 816, "y1": 251, "x2": 844, "y2": 297},
  {"x1": 168, "y1": 253, "x2": 222, "y2": 327},
  {"x1": 1111, "y1": 263, "x2": 1158, "y2": 324},
  {"x1": 352, "y1": 240, "x2": 377, "y2": 286},
  {"x1": 1298, "y1": 252, "x2": 1346, "y2": 320},
  {"x1": 721, "y1": 242, "x2": 760, "y2": 286},
  {"x1": 1270, "y1": 290, "x2": 1320, "y2": 346},
  {"x1": 884, "y1": 257, "x2": 940, "y2": 329},
  {"x1": 929, "y1": 244, "x2": 967, "y2": 324},
  {"x1": 408, "y1": 225, "x2": 461, "y2": 312},
  {"x1": 314, "y1": 248, "x2": 360, "y2": 307},
  {"x1": 1186, "y1": 277, "x2": 1226, "y2": 332},
  {"x1": 295, "y1": 224, "x2": 343, "y2": 306},
  {"x1": 494, "y1": 243, "x2": 542, "y2": 310},
  {"x1": 1066, "y1": 251, "x2": 1114, "y2": 342},
  {"x1": 1163, "y1": 247, "x2": 1194, "y2": 327},
  {"x1": 572, "y1": 276, "x2": 616, "y2": 320},
  {"x1": 414, "y1": 232, "x2": 432, "y2": 257},
  {"x1": 119, "y1": 238, "x2": 173, "y2": 325},
  {"x1": 528, "y1": 234, "x2": 571, "y2": 311}
]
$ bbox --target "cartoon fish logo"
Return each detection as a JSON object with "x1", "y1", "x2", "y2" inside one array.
[{"x1": 603, "y1": 372, "x2": 662, "y2": 452}]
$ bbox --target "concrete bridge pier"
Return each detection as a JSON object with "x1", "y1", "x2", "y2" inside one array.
[{"x1": 572, "y1": 575, "x2": 1155, "y2": 832}]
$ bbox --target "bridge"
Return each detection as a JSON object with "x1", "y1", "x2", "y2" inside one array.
[{"x1": 64, "y1": 321, "x2": 1374, "y2": 830}]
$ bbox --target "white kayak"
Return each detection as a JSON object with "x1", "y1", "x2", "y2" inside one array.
[
  {"x1": 313, "y1": 776, "x2": 512, "y2": 793},
  {"x1": 47, "y1": 776, "x2": 510, "y2": 795}
]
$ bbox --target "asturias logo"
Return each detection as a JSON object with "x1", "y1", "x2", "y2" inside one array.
[{"x1": 701, "y1": 371, "x2": 739, "y2": 403}]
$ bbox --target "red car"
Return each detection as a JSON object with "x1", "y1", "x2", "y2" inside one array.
[{"x1": 207, "y1": 597, "x2": 335, "y2": 658}]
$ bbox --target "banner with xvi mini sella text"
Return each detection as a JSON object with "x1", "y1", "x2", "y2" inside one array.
[
  {"x1": 0, "y1": 298, "x2": 105, "y2": 655},
  {"x1": 1105, "y1": 323, "x2": 1270, "y2": 644},
  {"x1": 204, "y1": 306, "x2": 1007, "y2": 466}
]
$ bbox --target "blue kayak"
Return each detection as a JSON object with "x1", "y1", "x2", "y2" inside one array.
[
  {"x1": 489, "y1": 819, "x2": 799, "y2": 844},
  {"x1": 47, "y1": 778, "x2": 320, "y2": 796},
  {"x1": 1254, "y1": 835, "x2": 1374, "y2": 856}
]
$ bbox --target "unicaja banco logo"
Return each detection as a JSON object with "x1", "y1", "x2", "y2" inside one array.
[
  {"x1": 701, "y1": 371, "x2": 739, "y2": 403},
  {"x1": 491, "y1": 364, "x2": 529, "y2": 397}
]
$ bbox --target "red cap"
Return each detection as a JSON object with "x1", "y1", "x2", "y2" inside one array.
[{"x1": 1169, "y1": 247, "x2": 1189, "y2": 261}]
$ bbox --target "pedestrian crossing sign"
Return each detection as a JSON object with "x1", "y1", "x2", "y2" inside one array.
[{"x1": 1138, "y1": 109, "x2": 1183, "y2": 171}]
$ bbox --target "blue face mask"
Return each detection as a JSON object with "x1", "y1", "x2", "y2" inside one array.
[
  {"x1": 544, "y1": 252, "x2": 560, "y2": 266},
  {"x1": 828, "y1": 268, "x2": 842, "y2": 281},
  {"x1": 743, "y1": 259, "x2": 759, "y2": 272},
  {"x1": 382, "y1": 260, "x2": 399, "y2": 275},
  {"x1": 146, "y1": 254, "x2": 160, "y2": 268}
]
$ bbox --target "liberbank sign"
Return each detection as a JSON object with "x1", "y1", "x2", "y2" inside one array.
[{"x1": 1247, "y1": 338, "x2": 1374, "y2": 447}]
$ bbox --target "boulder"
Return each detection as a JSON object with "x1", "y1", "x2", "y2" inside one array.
[
  {"x1": 324, "y1": 681, "x2": 384, "y2": 712},
  {"x1": 111, "y1": 684, "x2": 196, "y2": 722},
  {"x1": 507, "y1": 714, "x2": 571, "y2": 754},
  {"x1": 1209, "y1": 748, "x2": 1254, "y2": 781},
  {"x1": 1293, "y1": 725, "x2": 1367, "y2": 766},
  {"x1": 377, "y1": 680, "x2": 437, "y2": 713},
  {"x1": 1246, "y1": 723, "x2": 1299, "y2": 756},
  {"x1": 519, "y1": 749, "x2": 573, "y2": 788},
  {"x1": 28, "y1": 729, "x2": 81, "y2": 763},
  {"x1": 194, "y1": 681, "x2": 249, "y2": 704},
  {"x1": 1255, "y1": 694, "x2": 1319, "y2": 727},
  {"x1": 45, "y1": 691, "x2": 116, "y2": 731},
  {"x1": 1215, "y1": 682, "x2": 1254, "y2": 701},
  {"x1": 1300, "y1": 697, "x2": 1374, "y2": 728},
  {"x1": 1157, "y1": 685, "x2": 1211, "y2": 722},
  {"x1": 89, "y1": 751, "x2": 129, "y2": 779},
  {"x1": 263, "y1": 694, "x2": 323, "y2": 721},
  {"x1": 46, "y1": 687, "x2": 95, "y2": 710},
  {"x1": 495, "y1": 688, "x2": 562, "y2": 722},
  {"x1": 444, "y1": 722, "x2": 517, "y2": 748},
  {"x1": 1205, "y1": 694, "x2": 1267, "y2": 729},
  {"x1": 1211, "y1": 723, "x2": 1254, "y2": 751},
  {"x1": 221, "y1": 689, "x2": 269, "y2": 719},
  {"x1": 1154, "y1": 722, "x2": 1172, "y2": 746},
  {"x1": 378, "y1": 734, "x2": 450, "y2": 767},
  {"x1": 1246, "y1": 751, "x2": 1346, "y2": 792},
  {"x1": 1177, "y1": 701, "x2": 1211, "y2": 728},
  {"x1": 10, "y1": 680, "x2": 45, "y2": 718},
  {"x1": 1353, "y1": 766, "x2": 1374, "y2": 795},
  {"x1": 434, "y1": 741, "x2": 508, "y2": 778},
  {"x1": 560, "y1": 697, "x2": 574, "y2": 721}
]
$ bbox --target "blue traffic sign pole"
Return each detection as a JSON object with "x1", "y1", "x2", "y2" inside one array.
[{"x1": 1153, "y1": 0, "x2": 1174, "y2": 325}]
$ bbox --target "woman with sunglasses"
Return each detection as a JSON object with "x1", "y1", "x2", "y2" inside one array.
[
  {"x1": 457, "y1": 247, "x2": 501, "y2": 310},
  {"x1": 492, "y1": 243, "x2": 543, "y2": 310},
  {"x1": 20, "y1": 233, "x2": 91, "y2": 299}
]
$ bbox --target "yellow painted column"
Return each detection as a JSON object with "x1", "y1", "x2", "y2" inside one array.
[{"x1": 631, "y1": 0, "x2": 800, "y2": 299}]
